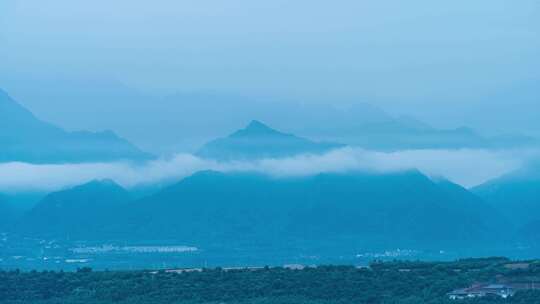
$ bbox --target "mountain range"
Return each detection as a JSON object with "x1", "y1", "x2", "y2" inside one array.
[
  {"x1": 328, "y1": 116, "x2": 538, "y2": 151},
  {"x1": 127, "y1": 170, "x2": 508, "y2": 248},
  {"x1": 2, "y1": 86, "x2": 539, "y2": 254},
  {"x1": 0, "y1": 89, "x2": 152, "y2": 163},
  {"x1": 1, "y1": 87, "x2": 537, "y2": 162},
  {"x1": 191, "y1": 109, "x2": 537, "y2": 155},
  {"x1": 196, "y1": 120, "x2": 344, "y2": 161},
  {"x1": 156, "y1": 92, "x2": 539, "y2": 152},
  {"x1": 12, "y1": 169, "x2": 509, "y2": 250}
]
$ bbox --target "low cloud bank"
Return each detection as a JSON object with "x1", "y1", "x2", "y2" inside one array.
[{"x1": 0, "y1": 148, "x2": 533, "y2": 193}]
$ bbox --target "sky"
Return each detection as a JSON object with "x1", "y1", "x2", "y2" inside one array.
[{"x1": 0, "y1": 0, "x2": 539, "y2": 152}]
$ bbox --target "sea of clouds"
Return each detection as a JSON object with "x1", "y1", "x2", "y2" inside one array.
[{"x1": 0, "y1": 147, "x2": 535, "y2": 193}]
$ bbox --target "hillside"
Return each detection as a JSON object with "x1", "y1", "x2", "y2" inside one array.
[
  {"x1": 16, "y1": 180, "x2": 132, "y2": 239},
  {"x1": 118, "y1": 170, "x2": 505, "y2": 249},
  {"x1": 472, "y1": 165, "x2": 540, "y2": 226},
  {"x1": 472, "y1": 164, "x2": 540, "y2": 245},
  {"x1": 14, "y1": 169, "x2": 509, "y2": 250},
  {"x1": 0, "y1": 89, "x2": 152, "y2": 163}
]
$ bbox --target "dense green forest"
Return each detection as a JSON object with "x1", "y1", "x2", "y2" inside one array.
[{"x1": 2, "y1": 258, "x2": 540, "y2": 304}]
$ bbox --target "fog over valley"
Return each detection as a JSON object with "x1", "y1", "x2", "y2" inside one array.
[{"x1": 0, "y1": 147, "x2": 530, "y2": 193}]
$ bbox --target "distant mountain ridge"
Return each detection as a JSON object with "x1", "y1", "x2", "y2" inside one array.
[
  {"x1": 195, "y1": 118, "x2": 535, "y2": 162},
  {"x1": 141, "y1": 92, "x2": 540, "y2": 152},
  {"x1": 2, "y1": 86, "x2": 534, "y2": 160},
  {"x1": 0, "y1": 88, "x2": 152, "y2": 163},
  {"x1": 196, "y1": 120, "x2": 344, "y2": 161},
  {"x1": 330, "y1": 117, "x2": 537, "y2": 151}
]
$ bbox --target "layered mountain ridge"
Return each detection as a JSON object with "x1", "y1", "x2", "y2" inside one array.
[
  {"x1": 13, "y1": 170, "x2": 509, "y2": 250},
  {"x1": 0, "y1": 89, "x2": 152, "y2": 163}
]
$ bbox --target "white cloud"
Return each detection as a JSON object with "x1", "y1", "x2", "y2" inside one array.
[
  {"x1": 249, "y1": 148, "x2": 525, "y2": 187},
  {"x1": 0, "y1": 148, "x2": 532, "y2": 193}
]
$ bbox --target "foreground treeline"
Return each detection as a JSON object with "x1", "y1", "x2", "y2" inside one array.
[{"x1": 1, "y1": 258, "x2": 540, "y2": 304}]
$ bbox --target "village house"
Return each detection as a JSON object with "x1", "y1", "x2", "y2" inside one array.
[{"x1": 447, "y1": 284, "x2": 515, "y2": 300}]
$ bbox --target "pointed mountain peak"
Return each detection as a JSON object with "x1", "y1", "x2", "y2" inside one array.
[
  {"x1": 197, "y1": 120, "x2": 343, "y2": 161},
  {"x1": 228, "y1": 120, "x2": 284, "y2": 138},
  {"x1": 244, "y1": 120, "x2": 273, "y2": 132}
]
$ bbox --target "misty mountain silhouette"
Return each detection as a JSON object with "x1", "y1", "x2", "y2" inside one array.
[
  {"x1": 15, "y1": 170, "x2": 507, "y2": 249},
  {"x1": 0, "y1": 89, "x2": 152, "y2": 163},
  {"x1": 339, "y1": 118, "x2": 538, "y2": 151},
  {"x1": 473, "y1": 163, "x2": 540, "y2": 240},
  {"x1": 196, "y1": 120, "x2": 344, "y2": 161},
  {"x1": 127, "y1": 170, "x2": 505, "y2": 248},
  {"x1": 16, "y1": 180, "x2": 131, "y2": 238},
  {"x1": 130, "y1": 92, "x2": 538, "y2": 152}
]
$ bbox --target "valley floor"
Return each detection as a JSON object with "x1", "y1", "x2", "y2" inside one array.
[{"x1": 3, "y1": 234, "x2": 540, "y2": 272}]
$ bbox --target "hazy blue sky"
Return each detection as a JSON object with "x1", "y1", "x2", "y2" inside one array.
[{"x1": 0, "y1": 0, "x2": 538, "y2": 152}]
